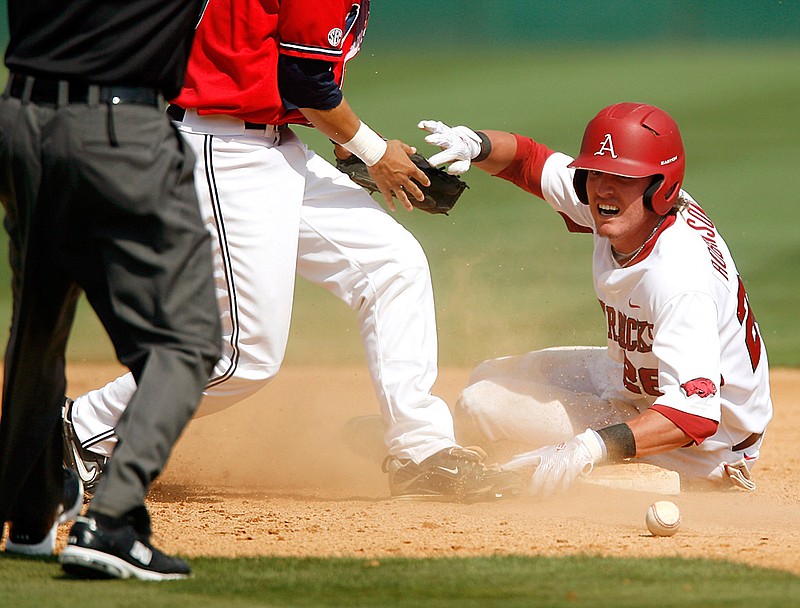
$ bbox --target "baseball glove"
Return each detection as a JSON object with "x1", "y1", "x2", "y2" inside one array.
[{"x1": 335, "y1": 153, "x2": 468, "y2": 215}]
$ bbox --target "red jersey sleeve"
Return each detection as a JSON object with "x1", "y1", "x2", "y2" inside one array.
[
  {"x1": 495, "y1": 134, "x2": 555, "y2": 200},
  {"x1": 279, "y1": 0, "x2": 368, "y2": 62}
]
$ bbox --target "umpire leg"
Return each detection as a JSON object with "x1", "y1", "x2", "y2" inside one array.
[
  {"x1": 0, "y1": 98, "x2": 80, "y2": 527},
  {"x1": 57, "y1": 103, "x2": 221, "y2": 517}
]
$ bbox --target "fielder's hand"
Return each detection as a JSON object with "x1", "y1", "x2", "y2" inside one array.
[
  {"x1": 369, "y1": 140, "x2": 430, "y2": 212},
  {"x1": 502, "y1": 429, "x2": 607, "y2": 498},
  {"x1": 418, "y1": 120, "x2": 482, "y2": 175},
  {"x1": 336, "y1": 151, "x2": 468, "y2": 215}
]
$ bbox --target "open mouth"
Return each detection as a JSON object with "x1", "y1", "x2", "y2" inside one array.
[{"x1": 597, "y1": 203, "x2": 620, "y2": 217}]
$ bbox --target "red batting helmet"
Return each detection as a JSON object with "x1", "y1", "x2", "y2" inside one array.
[{"x1": 569, "y1": 102, "x2": 685, "y2": 215}]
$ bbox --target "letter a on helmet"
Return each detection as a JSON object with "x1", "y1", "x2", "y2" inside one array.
[
  {"x1": 569, "y1": 103, "x2": 686, "y2": 215},
  {"x1": 594, "y1": 133, "x2": 618, "y2": 159}
]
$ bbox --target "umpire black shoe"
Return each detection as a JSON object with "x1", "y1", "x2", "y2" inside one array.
[
  {"x1": 4, "y1": 467, "x2": 84, "y2": 556},
  {"x1": 60, "y1": 508, "x2": 191, "y2": 580},
  {"x1": 383, "y1": 446, "x2": 524, "y2": 503},
  {"x1": 62, "y1": 397, "x2": 108, "y2": 496}
]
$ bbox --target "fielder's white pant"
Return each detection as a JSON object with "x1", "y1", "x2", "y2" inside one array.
[
  {"x1": 71, "y1": 112, "x2": 457, "y2": 464},
  {"x1": 455, "y1": 346, "x2": 762, "y2": 485}
]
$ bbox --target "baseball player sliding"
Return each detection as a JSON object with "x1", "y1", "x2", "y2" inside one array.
[
  {"x1": 418, "y1": 103, "x2": 773, "y2": 495},
  {"x1": 62, "y1": 0, "x2": 520, "y2": 503}
]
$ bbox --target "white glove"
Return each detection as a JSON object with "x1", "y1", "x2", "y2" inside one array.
[
  {"x1": 417, "y1": 120, "x2": 482, "y2": 175},
  {"x1": 502, "y1": 429, "x2": 607, "y2": 498},
  {"x1": 723, "y1": 459, "x2": 757, "y2": 491}
]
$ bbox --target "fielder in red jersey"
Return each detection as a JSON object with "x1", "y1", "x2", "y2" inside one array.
[
  {"x1": 176, "y1": 0, "x2": 363, "y2": 125},
  {"x1": 62, "y1": 0, "x2": 524, "y2": 504}
]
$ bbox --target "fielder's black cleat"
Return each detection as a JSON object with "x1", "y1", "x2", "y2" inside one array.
[
  {"x1": 60, "y1": 508, "x2": 191, "y2": 581},
  {"x1": 383, "y1": 446, "x2": 524, "y2": 503}
]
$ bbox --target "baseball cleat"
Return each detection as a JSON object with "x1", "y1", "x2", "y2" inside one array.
[
  {"x1": 4, "y1": 467, "x2": 84, "y2": 556},
  {"x1": 60, "y1": 509, "x2": 191, "y2": 581},
  {"x1": 383, "y1": 446, "x2": 524, "y2": 503},
  {"x1": 62, "y1": 397, "x2": 108, "y2": 496}
]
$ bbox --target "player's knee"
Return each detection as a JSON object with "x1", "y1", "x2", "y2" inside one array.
[
  {"x1": 379, "y1": 224, "x2": 429, "y2": 270},
  {"x1": 196, "y1": 369, "x2": 278, "y2": 417},
  {"x1": 391, "y1": 242, "x2": 432, "y2": 293},
  {"x1": 453, "y1": 392, "x2": 483, "y2": 446},
  {"x1": 207, "y1": 356, "x2": 282, "y2": 392},
  {"x1": 353, "y1": 241, "x2": 432, "y2": 311},
  {"x1": 454, "y1": 380, "x2": 511, "y2": 447},
  {"x1": 455, "y1": 381, "x2": 495, "y2": 421}
]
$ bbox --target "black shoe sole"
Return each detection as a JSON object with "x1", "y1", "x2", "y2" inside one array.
[{"x1": 61, "y1": 546, "x2": 191, "y2": 581}]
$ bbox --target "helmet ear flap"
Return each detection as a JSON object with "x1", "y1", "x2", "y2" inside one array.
[
  {"x1": 573, "y1": 169, "x2": 589, "y2": 204},
  {"x1": 643, "y1": 176, "x2": 662, "y2": 213},
  {"x1": 644, "y1": 176, "x2": 682, "y2": 215}
]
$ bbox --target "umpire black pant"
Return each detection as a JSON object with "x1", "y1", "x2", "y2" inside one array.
[{"x1": 0, "y1": 78, "x2": 221, "y2": 527}]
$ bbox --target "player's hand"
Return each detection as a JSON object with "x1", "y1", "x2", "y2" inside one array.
[
  {"x1": 502, "y1": 429, "x2": 607, "y2": 498},
  {"x1": 367, "y1": 140, "x2": 430, "y2": 212},
  {"x1": 418, "y1": 120, "x2": 482, "y2": 175}
]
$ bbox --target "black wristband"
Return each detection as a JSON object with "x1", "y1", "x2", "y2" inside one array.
[
  {"x1": 596, "y1": 423, "x2": 637, "y2": 462},
  {"x1": 473, "y1": 130, "x2": 492, "y2": 162}
]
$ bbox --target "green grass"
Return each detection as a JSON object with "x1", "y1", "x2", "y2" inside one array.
[
  {"x1": 2, "y1": 555, "x2": 799, "y2": 608},
  {"x1": 0, "y1": 42, "x2": 798, "y2": 368}
]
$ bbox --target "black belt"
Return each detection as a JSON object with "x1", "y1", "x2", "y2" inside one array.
[
  {"x1": 732, "y1": 432, "x2": 762, "y2": 452},
  {"x1": 166, "y1": 104, "x2": 269, "y2": 130},
  {"x1": 4, "y1": 73, "x2": 161, "y2": 107}
]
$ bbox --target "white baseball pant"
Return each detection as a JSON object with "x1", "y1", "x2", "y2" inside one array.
[
  {"x1": 70, "y1": 111, "x2": 457, "y2": 464},
  {"x1": 455, "y1": 346, "x2": 762, "y2": 485}
]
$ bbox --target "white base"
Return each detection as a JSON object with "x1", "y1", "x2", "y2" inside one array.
[{"x1": 580, "y1": 463, "x2": 681, "y2": 495}]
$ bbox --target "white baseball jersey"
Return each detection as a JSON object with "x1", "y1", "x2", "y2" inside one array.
[
  {"x1": 536, "y1": 150, "x2": 773, "y2": 454},
  {"x1": 455, "y1": 139, "x2": 772, "y2": 484}
]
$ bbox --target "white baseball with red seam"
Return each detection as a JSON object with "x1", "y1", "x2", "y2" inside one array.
[{"x1": 646, "y1": 501, "x2": 682, "y2": 536}]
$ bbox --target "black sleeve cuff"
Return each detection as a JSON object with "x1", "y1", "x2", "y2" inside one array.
[
  {"x1": 596, "y1": 423, "x2": 637, "y2": 462},
  {"x1": 474, "y1": 131, "x2": 493, "y2": 162},
  {"x1": 278, "y1": 55, "x2": 343, "y2": 111}
]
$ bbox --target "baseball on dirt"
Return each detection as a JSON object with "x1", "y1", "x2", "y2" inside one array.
[{"x1": 646, "y1": 501, "x2": 682, "y2": 536}]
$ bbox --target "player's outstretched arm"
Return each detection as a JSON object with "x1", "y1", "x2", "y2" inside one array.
[
  {"x1": 624, "y1": 409, "x2": 697, "y2": 457},
  {"x1": 302, "y1": 101, "x2": 429, "y2": 211},
  {"x1": 418, "y1": 120, "x2": 517, "y2": 176},
  {"x1": 502, "y1": 412, "x2": 695, "y2": 498}
]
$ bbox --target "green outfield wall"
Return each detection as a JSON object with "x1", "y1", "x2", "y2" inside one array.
[
  {"x1": 365, "y1": 1, "x2": 800, "y2": 46},
  {"x1": 1, "y1": 1, "x2": 799, "y2": 54}
]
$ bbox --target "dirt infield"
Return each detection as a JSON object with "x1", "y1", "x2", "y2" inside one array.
[{"x1": 59, "y1": 363, "x2": 799, "y2": 574}]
